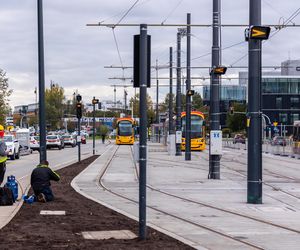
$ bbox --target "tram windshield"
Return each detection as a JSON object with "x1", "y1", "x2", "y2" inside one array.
[
  {"x1": 293, "y1": 121, "x2": 300, "y2": 141},
  {"x1": 118, "y1": 121, "x2": 133, "y2": 136},
  {"x1": 182, "y1": 115, "x2": 204, "y2": 139}
]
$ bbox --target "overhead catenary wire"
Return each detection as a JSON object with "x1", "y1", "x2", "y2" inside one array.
[
  {"x1": 113, "y1": 0, "x2": 140, "y2": 28},
  {"x1": 229, "y1": 7, "x2": 300, "y2": 66},
  {"x1": 161, "y1": 0, "x2": 184, "y2": 25}
]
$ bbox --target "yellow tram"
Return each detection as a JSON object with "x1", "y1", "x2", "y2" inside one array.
[
  {"x1": 115, "y1": 117, "x2": 135, "y2": 145},
  {"x1": 292, "y1": 120, "x2": 300, "y2": 155},
  {"x1": 181, "y1": 111, "x2": 206, "y2": 151}
]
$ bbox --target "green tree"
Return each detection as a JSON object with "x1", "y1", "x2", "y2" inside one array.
[
  {"x1": 99, "y1": 124, "x2": 109, "y2": 136},
  {"x1": 226, "y1": 102, "x2": 247, "y2": 133},
  {"x1": 129, "y1": 93, "x2": 155, "y2": 126},
  {"x1": 160, "y1": 93, "x2": 175, "y2": 113},
  {"x1": 45, "y1": 83, "x2": 65, "y2": 130},
  {"x1": 0, "y1": 69, "x2": 12, "y2": 125}
]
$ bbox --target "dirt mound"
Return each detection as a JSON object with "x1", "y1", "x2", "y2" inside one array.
[{"x1": 0, "y1": 156, "x2": 192, "y2": 249}]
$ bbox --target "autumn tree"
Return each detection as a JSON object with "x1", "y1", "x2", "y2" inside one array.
[
  {"x1": 45, "y1": 83, "x2": 65, "y2": 129},
  {"x1": 129, "y1": 93, "x2": 155, "y2": 126},
  {"x1": 0, "y1": 69, "x2": 12, "y2": 125}
]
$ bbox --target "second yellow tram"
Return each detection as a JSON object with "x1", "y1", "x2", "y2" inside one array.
[
  {"x1": 115, "y1": 118, "x2": 135, "y2": 145},
  {"x1": 181, "y1": 111, "x2": 206, "y2": 151}
]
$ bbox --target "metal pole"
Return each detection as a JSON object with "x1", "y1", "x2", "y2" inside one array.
[
  {"x1": 93, "y1": 98, "x2": 96, "y2": 155},
  {"x1": 125, "y1": 90, "x2": 127, "y2": 113},
  {"x1": 169, "y1": 47, "x2": 174, "y2": 134},
  {"x1": 37, "y1": 0, "x2": 47, "y2": 163},
  {"x1": 78, "y1": 118, "x2": 81, "y2": 162},
  {"x1": 114, "y1": 86, "x2": 116, "y2": 108},
  {"x1": 247, "y1": 0, "x2": 262, "y2": 204},
  {"x1": 185, "y1": 13, "x2": 191, "y2": 161},
  {"x1": 176, "y1": 31, "x2": 182, "y2": 156},
  {"x1": 139, "y1": 23, "x2": 148, "y2": 240},
  {"x1": 209, "y1": 0, "x2": 221, "y2": 179},
  {"x1": 156, "y1": 59, "x2": 159, "y2": 123}
]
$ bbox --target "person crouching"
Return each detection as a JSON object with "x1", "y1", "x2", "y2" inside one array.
[{"x1": 30, "y1": 160, "x2": 60, "y2": 202}]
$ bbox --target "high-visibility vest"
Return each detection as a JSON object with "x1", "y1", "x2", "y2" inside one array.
[{"x1": 0, "y1": 156, "x2": 7, "y2": 163}]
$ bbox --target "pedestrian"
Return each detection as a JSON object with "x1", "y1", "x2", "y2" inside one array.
[
  {"x1": 0, "y1": 126, "x2": 7, "y2": 185},
  {"x1": 30, "y1": 160, "x2": 60, "y2": 202},
  {"x1": 102, "y1": 134, "x2": 106, "y2": 144},
  {"x1": 99, "y1": 125, "x2": 108, "y2": 144}
]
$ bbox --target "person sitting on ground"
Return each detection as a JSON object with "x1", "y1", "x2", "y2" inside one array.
[
  {"x1": 30, "y1": 160, "x2": 60, "y2": 202},
  {"x1": 0, "y1": 127, "x2": 7, "y2": 186}
]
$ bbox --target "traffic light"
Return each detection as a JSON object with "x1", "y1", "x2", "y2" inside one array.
[
  {"x1": 98, "y1": 102, "x2": 102, "y2": 110},
  {"x1": 210, "y1": 66, "x2": 227, "y2": 75},
  {"x1": 187, "y1": 89, "x2": 195, "y2": 96},
  {"x1": 76, "y1": 94, "x2": 82, "y2": 102},
  {"x1": 230, "y1": 106, "x2": 234, "y2": 115},
  {"x1": 92, "y1": 98, "x2": 99, "y2": 105},
  {"x1": 76, "y1": 102, "x2": 82, "y2": 119}
]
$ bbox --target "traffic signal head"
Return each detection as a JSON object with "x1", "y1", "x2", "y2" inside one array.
[
  {"x1": 187, "y1": 89, "x2": 195, "y2": 96},
  {"x1": 76, "y1": 102, "x2": 82, "y2": 119},
  {"x1": 76, "y1": 94, "x2": 82, "y2": 102},
  {"x1": 98, "y1": 102, "x2": 102, "y2": 110},
  {"x1": 210, "y1": 66, "x2": 227, "y2": 75},
  {"x1": 230, "y1": 106, "x2": 234, "y2": 115},
  {"x1": 92, "y1": 98, "x2": 99, "y2": 105}
]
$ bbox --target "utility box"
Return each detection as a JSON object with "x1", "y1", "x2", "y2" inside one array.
[
  {"x1": 167, "y1": 134, "x2": 176, "y2": 155},
  {"x1": 210, "y1": 130, "x2": 222, "y2": 155},
  {"x1": 16, "y1": 128, "x2": 31, "y2": 155}
]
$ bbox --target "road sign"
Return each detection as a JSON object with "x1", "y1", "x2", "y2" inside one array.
[
  {"x1": 175, "y1": 131, "x2": 182, "y2": 144},
  {"x1": 210, "y1": 130, "x2": 222, "y2": 155},
  {"x1": 249, "y1": 26, "x2": 271, "y2": 40}
]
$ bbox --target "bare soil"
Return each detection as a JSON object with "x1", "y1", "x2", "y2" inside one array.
[{"x1": 0, "y1": 156, "x2": 193, "y2": 250}]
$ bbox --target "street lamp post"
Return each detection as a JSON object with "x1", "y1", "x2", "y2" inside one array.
[
  {"x1": 76, "y1": 94, "x2": 82, "y2": 162},
  {"x1": 92, "y1": 97, "x2": 99, "y2": 155}
]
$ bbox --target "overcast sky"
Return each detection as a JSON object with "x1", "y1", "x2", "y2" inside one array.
[{"x1": 0, "y1": 0, "x2": 300, "y2": 109}]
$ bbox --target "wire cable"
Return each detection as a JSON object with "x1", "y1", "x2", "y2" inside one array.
[
  {"x1": 113, "y1": 0, "x2": 140, "y2": 28},
  {"x1": 229, "y1": 7, "x2": 300, "y2": 66},
  {"x1": 161, "y1": 0, "x2": 184, "y2": 25},
  {"x1": 111, "y1": 28, "x2": 125, "y2": 78}
]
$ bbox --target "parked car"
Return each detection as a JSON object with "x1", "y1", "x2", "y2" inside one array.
[
  {"x1": 4, "y1": 134, "x2": 20, "y2": 160},
  {"x1": 46, "y1": 135, "x2": 65, "y2": 150},
  {"x1": 233, "y1": 134, "x2": 246, "y2": 144},
  {"x1": 271, "y1": 136, "x2": 287, "y2": 146},
  {"x1": 30, "y1": 136, "x2": 40, "y2": 151},
  {"x1": 62, "y1": 134, "x2": 76, "y2": 147},
  {"x1": 81, "y1": 136, "x2": 86, "y2": 144}
]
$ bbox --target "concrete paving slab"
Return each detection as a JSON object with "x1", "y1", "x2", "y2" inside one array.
[
  {"x1": 81, "y1": 230, "x2": 137, "y2": 240},
  {"x1": 73, "y1": 142, "x2": 300, "y2": 250}
]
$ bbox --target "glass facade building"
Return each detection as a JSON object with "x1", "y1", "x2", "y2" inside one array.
[
  {"x1": 203, "y1": 85, "x2": 246, "y2": 101},
  {"x1": 203, "y1": 85, "x2": 247, "y2": 128},
  {"x1": 262, "y1": 77, "x2": 300, "y2": 134}
]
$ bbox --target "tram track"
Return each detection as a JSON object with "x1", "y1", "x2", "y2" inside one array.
[
  {"x1": 190, "y1": 151, "x2": 300, "y2": 204},
  {"x1": 96, "y1": 145, "x2": 299, "y2": 250}
]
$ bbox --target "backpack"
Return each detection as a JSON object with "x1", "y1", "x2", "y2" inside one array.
[
  {"x1": 0, "y1": 187, "x2": 14, "y2": 206},
  {"x1": 0, "y1": 141, "x2": 7, "y2": 157}
]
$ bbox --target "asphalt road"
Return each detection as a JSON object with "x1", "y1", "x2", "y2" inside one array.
[{"x1": 5, "y1": 140, "x2": 105, "y2": 181}]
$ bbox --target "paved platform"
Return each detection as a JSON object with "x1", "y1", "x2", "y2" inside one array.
[{"x1": 72, "y1": 142, "x2": 300, "y2": 250}]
